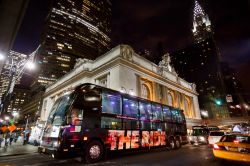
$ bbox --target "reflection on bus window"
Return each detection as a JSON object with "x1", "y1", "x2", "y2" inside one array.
[
  {"x1": 123, "y1": 119, "x2": 139, "y2": 130},
  {"x1": 102, "y1": 92, "x2": 121, "y2": 115},
  {"x1": 162, "y1": 106, "x2": 171, "y2": 122},
  {"x1": 70, "y1": 108, "x2": 83, "y2": 126},
  {"x1": 139, "y1": 101, "x2": 151, "y2": 130},
  {"x1": 101, "y1": 117, "x2": 122, "y2": 129},
  {"x1": 123, "y1": 98, "x2": 138, "y2": 118},
  {"x1": 171, "y1": 109, "x2": 183, "y2": 123},
  {"x1": 139, "y1": 102, "x2": 151, "y2": 120},
  {"x1": 152, "y1": 104, "x2": 162, "y2": 121},
  {"x1": 49, "y1": 95, "x2": 73, "y2": 126}
]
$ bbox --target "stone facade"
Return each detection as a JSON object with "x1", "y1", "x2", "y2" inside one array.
[{"x1": 40, "y1": 45, "x2": 202, "y2": 128}]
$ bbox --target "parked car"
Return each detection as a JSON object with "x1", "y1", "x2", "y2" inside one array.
[
  {"x1": 208, "y1": 131, "x2": 226, "y2": 146},
  {"x1": 213, "y1": 133, "x2": 250, "y2": 162}
]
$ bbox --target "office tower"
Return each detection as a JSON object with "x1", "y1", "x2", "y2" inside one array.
[
  {"x1": 35, "y1": 0, "x2": 112, "y2": 86},
  {"x1": 0, "y1": 51, "x2": 28, "y2": 101},
  {"x1": 170, "y1": 1, "x2": 229, "y2": 119}
]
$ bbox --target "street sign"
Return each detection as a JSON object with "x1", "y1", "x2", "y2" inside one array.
[
  {"x1": 1, "y1": 125, "x2": 7, "y2": 132},
  {"x1": 226, "y1": 94, "x2": 233, "y2": 103},
  {"x1": 8, "y1": 124, "x2": 16, "y2": 132}
]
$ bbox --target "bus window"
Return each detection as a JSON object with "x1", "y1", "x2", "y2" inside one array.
[
  {"x1": 67, "y1": 108, "x2": 83, "y2": 126},
  {"x1": 171, "y1": 109, "x2": 182, "y2": 123},
  {"x1": 139, "y1": 101, "x2": 151, "y2": 130},
  {"x1": 151, "y1": 104, "x2": 162, "y2": 121},
  {"x1": 151, "y1": 104, "x2": 163, "y2": 130},
  {"x1": 102, "y1": 92, "x2": 121, "y2": 115},
  {"x1": 162, "y1": 106, "x2": 171, "y2": 122},
  {"x1": 101, "y1": 117, "x2": 122, "y2": 129},
  {"x1": 139, "y1": 102, "x2": 151, "y2": 120},
  {"x1": 123, "y1": 98, "x2": 138, "y2": 118},
  {"x1": 51, "y1": 94, "x2": 73, "y2": 125},
  {"x1": 123, "y1": 97, "x2": 139, "y2": 130}
]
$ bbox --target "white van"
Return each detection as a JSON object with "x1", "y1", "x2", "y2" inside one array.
[{"x1": 208, "y1": 131, "x2": 226, "y2": 145}]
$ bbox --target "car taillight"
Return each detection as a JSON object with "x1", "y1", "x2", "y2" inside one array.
[
  {"x1": 233, "y1": 140, "x2": 239, "y2": 144},
  {"x1": 213, "y1": 144, "x2": 220, "y2": 150}
]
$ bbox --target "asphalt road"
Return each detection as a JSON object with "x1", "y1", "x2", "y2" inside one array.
[{"x1": 0, "y1": 144, "x2": 248, "y2": 166}]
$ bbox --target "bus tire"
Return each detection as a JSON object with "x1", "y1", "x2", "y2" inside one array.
[
  {"x1": 85, "y1": 140, "x2": 104, "y2": 163},
  {"x1": 175, "y1": 139, "x2": 181, "y2": 149},
  {"x1": 169, "y1": 138, "x2": 175, "y2": 150}
]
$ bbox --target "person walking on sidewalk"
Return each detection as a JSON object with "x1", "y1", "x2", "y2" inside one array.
[
  {"x1": 4, "y1": 132, "x2": 10, "y2": 147},
  {"x1": 9, "y1": 132, "x2": 14, "y2": 145},
  {"x1": 0, "y1": 131, "x2": 4, "y2": 148}
]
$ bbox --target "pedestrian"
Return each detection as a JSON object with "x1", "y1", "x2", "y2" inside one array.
[
  {"x1": 13, "y1": 132, "x2": 18, "y2": 143},
  {"x1": 0, "y1": 131, "x2": 4, "y2": 148},
  {"x1": 5, "y1": 132, "x2": 10, "y2": 147},
  {"x1": 9, "y1": 132, "x2": 14, "y2": 145},
  {"x1": 23, "y1": 131, "x2": 27, "y2": 145}
]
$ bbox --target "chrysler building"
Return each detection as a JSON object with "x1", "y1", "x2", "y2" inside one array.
[{"x1": 192, "y1": 0, "x2": 212, "y2": 43}]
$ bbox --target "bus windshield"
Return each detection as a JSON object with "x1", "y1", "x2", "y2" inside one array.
[{"x1": 47, "y1": 93, "x2": 75, "y2": 126}]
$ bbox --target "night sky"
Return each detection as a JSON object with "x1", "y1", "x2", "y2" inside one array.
[{"x1": 13, "y1": 0, "x2": 250, "y2": 93}]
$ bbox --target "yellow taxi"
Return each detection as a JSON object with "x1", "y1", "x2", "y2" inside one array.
[{"x1": 213, "y1": 133, "x2": 250, "y2": 162}]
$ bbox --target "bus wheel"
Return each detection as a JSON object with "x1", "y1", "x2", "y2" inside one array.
[
  {"x1": 169, "y1": 139, "x2": 175, "y2": 150},
  {"x1": 175, "y1": 139, "x2": 181, "y2": 149},
  {"x1": 85, "y1": 140, "x2": 104, "y2": 163}
]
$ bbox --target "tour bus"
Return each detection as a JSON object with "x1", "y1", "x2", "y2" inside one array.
[{"x1": 38, "y1": 83, "x2": 188, "y2": 163}]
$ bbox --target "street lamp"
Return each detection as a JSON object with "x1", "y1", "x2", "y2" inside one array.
[
  {"x1": 5, "y1": 116, "x2": 9, "y2": 121},
  {"x1": 0, "y1": 53, "x2": 5, "y2": 60},
  {"x1": 0, "y1": 49, "x2": 38, "y2": 115}
]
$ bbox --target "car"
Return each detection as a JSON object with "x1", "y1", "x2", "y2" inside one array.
[
  {"x1": 213, "y1": 134, "x2": 250, "y2": 162},
  {"x1": 189, "y1": 126, "x2": 209, "y2": 145},
  {"x1": 208, "y1": 131, "x2": 226, "y2": 146}
]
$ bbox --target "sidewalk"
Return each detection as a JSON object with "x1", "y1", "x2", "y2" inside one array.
[{"x1": 0, "y1": 140, "x2": 38, "y2": 157}]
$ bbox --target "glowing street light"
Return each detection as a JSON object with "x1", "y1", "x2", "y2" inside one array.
[
  {"x1": 12, "y1": 111, "x2": 19, "y2": 117},
  {"x1": 5, "y1": 116, "x2": 9, "y2": 121},
  {"x1": 26, "y1": 61, "x2": 36, "y2": 70},
  {"x1": 215, "y1": 99, "x2": 222, "y2": 106},
  {"x1": 0, "y1": 53, "x2": 5, "y2": 60}
]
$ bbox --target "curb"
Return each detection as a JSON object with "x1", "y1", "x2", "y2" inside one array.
[{"x1": 0, "y1": 152, "x2": 38, "y2": 158}]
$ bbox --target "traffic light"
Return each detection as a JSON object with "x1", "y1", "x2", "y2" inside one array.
[{"x1": 215, "y1": 99, "x2": 222, "y2": 106}]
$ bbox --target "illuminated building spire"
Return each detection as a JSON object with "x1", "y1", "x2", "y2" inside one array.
[
  {"x1": 194, "y1": 0, "x2": 205, "y2": 18},
  {"x1": 192, "y1": 0, "x2": 212, "y2": 43}
]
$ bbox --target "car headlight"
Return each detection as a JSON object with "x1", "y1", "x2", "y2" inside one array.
[
  {"x1": 53, "y1": 141, "x2": 58, "y2": 147},
  {"x1": 199, "y1": 136, "x2": 205, "y2": 141}
]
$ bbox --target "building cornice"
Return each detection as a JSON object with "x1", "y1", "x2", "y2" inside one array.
[{"x1": 44, "y1": 55, "x2": 198, "y2": 99}]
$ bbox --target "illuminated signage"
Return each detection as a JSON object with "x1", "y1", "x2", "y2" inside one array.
[{"x1": 107, "y1": 130, "x2": 166, "y2": 150}]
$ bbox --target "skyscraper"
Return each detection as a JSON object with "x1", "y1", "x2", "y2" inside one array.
[
  {"x1": 0, "y1": 50, "x2": 27, "y2": 101},
  {"x1": 192, "y1": 0, "x2": 212, "y2": 43},
  {"x1": 170, "y1": 0, "x2": 229, "y2": 119},
  {"x1": 35, "y1": 0, "x2": 112, "y2": 86}
]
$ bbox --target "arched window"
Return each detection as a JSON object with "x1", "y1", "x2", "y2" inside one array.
[
  {"x1": 184, "y1": 98, "x2": 189, "y2": 117},
  {"x1": 141, "y1": 84, "x2": 150, "y2": 99},
  {"x1": 167, "y1": 93, "x2": 173, "y2": 106},
  {"x1": 176, "y1": 92, "x2": 180, "y2": 108}
]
